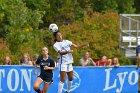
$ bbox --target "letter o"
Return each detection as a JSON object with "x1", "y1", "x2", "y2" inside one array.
[
  {"x1": 7, "y1": 69, "x2": 19, "y2": 91},
  {"x1": 128, "y1": 71, "x2": 138, "y2": 85}
]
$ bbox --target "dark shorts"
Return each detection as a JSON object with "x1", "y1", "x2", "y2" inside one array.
[
  {"x1": 38, "y1": 74, "x2": 53, "y2": 84},
  {"x1": 136, "y1": 45, "x2": 140, "y2": 56}
]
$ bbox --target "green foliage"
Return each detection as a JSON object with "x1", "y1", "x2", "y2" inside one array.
[
  {"x1": 92, "y1": 0, "x2": 136, "y2": 13},
  {"x1": 116, "y1": 0, "x2": 136, "y2": 13},
  {"x1": 59, "y1": 12, "x2": 125, "y2": 65},
  {"x1": 92, "y1": 0, "x2": 118, "y2": 12},
  {"x1": 135, "y1": 0, "x2": 140, "y2": 13},
  {"x1": 0, "y1": 0, "x2": 45, "y2": 64},
  {"x1": 0, "y1": 0, "x2": 138, "y2": 65},
  {"x1": 0, "y1": 0, "x2": 44, "y2": 37}
]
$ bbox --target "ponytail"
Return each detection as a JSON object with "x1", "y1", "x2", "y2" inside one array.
[{"x1": 53, "y1": 31, "x2": 59, "y2": 42}]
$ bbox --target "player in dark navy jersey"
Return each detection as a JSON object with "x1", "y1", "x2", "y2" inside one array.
[{"x1": 33, "y1": 47, "x2": 55, "y2": 93}]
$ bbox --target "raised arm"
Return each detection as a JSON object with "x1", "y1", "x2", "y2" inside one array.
[
  {"x1": 72, "y1": 42, "x2": 89, "y2": 48},
  {"x1": 89, "y1": 58, "x2": 96, "y2": 66}
]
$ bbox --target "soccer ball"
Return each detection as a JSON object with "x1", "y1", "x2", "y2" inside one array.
[{"x1": 49, "y1": 23, "x2": 58, "y2": 32}]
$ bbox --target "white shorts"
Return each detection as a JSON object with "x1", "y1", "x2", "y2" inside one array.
[{"x1": 58, "y1": 64, "x2": 73, "y2": 72}]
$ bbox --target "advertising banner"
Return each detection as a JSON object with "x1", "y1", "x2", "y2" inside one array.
[{"x1": 0, "y1": 66, "x2": 138, "y2": 93}]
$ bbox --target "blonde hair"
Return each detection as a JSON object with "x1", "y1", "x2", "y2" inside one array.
[
  {"x1": 32, "y1": 54, "x2": 39, "y2": 61},
  {"x1": 3, "y1": 56, "x2": 11, "y2": 65},
  {"x1": 42, "y1": 47, "x2": 48, "y2": 51},
  {"x1": 111, "y1": 57, "x2": 119, "y2": 66}
]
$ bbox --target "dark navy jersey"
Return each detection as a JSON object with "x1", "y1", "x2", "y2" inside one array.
[{"x1": 36, "y1": 55, "x2": 55, "y2": 78}]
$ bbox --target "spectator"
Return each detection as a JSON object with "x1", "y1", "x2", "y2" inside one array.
[
  {"x1": 79, "y1": 51, "x2": 96, "y2": 66},
  {"x1": 20, "y1": 53, "x2": 32, "y2": 66},
  {"x1": 109, "y1": 57, "x2": 120, "y2": 67},
  {"x1": 3, "y1": 56, "x2": 11, "y2": 65},
  {"x1": 31, "y1": 54, "x2": 39, "y2": 66},
  {"x1": 96, "y1": 55, "x2": 111, "y2": 66}
]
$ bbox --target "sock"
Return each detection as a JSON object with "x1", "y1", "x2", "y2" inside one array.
[
  {"x1": 34, "y1": 88, "x2": 41, "y2": 93},
  {"x1": 67, "y1": 81, "x2": 72, "y2": 92},
  {"x1": 58, "y1": 81, "x2": 64, "y2": 93}
]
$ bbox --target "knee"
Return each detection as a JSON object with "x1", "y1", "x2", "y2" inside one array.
[
  {"x1": 60, "y1": 77, "x2": 66, "y2": 83},
  {"x1": 68, "y1": 77, "x2": 73, "y2": 81},
  {"x1": 42, "y1": 90, "x2": 47, "y2": 93},
  {"x1": 68, "y1": 75, "x2": 73, "y2": 81},
  {"x1": 33, "y1": 84, "x2": 39, "y2": 90}
]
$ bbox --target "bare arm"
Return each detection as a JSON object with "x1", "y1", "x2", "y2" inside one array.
[
  {"x1": 58, "y1": 50, "x2": 73, "y2": 55},
  {"x1": 44, "y1": 66, "x2": 55, "y2": 70},
  {"x1": 115, "y1": 63, "x2": 120, "y2": 67},
  {"x1": 107, "y1": 59, "x2": 112, "y2": 66},
  {"x1": 91, "y1": 60, "x2": 96, "y2": 66},
  {"x1": 88, "y1": 58, "x2": 96, "y2": 66},
  {"x1": 136, "y1": 54, "x2": 140, "y2": 69},
  {"x1": 72, "y1": 43, "x2": 89, "y2": 48},
  {"x1": 34, "y1": 64, "x2": 38, "y2": 75},
  {"x1": 137, "y1": 59, "x2": 140, "y2": 69},
  {"x1": 108, "y1": 59, "x2": 112, "y2": 66}
]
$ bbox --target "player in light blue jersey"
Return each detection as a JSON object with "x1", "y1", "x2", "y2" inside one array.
[{"x1": 53, "y1": 31, "x2": 89, "y2": 93}]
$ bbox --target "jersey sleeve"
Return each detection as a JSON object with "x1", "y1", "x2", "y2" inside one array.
[
  {"x1": 66, "y1": 40, "x2": 72, "y2": 46},
  {"x1": 36, "y1": 57, "x2": 40, "y2": 65},
  {"x1": 53, "y1": 43, "x2": 61, "y2": 52},
  {"x1": 49, "y1": 57, "x2": 55, "y2": 67}
]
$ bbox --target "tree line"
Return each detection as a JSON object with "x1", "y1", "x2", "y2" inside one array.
[{"x1": 0, "y1": 0, "x2": 139, "y2": 65}]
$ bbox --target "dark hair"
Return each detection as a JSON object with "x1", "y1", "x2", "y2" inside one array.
[{"x1": 53, "y1": 31, "x2": 59, "y2": 42}]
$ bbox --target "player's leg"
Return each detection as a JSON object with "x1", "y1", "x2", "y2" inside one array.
[
  {"x1": 42, "y1": 82, "x2": 51, "y2": 93},
  {"x1": 138, "y1": 53, "x2": 140, "y2": 93},
  {"x1": 136, "y1": 45, "x2": 140, "y2": 69},
  {"x1": 33, "y1": 77, "x2": 43, "y2": 93},
  {"x1": 137, "y1": 53, "x2": 140, "y2": 69},
  {"x1": 66, "y1": 64, "x2": 73, "y2": 93},
  {"x1": 136, "y1": 45, "x2": 140, "y2": 93},
  {"x1": 58, "y1": 64, "x2": 67, "y2": 93},
  {"x1": 58, "y1": 71, "x2": 66, "y2": 93}
]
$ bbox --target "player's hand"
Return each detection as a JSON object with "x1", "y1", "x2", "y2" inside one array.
[
  {"x1": 34, "y1": 70, "x2": 37, "y2": 75},
  {"x1": 68, "y1": 50, "x2": 73, "y2": 53},
  {"x1": 88, "y1": 58, "x2": 93, "y2": 61},
  {"x1": 44, "y1": 66, "x2": 49, "y2": 70}
]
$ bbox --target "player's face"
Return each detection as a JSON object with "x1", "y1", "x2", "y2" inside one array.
[
  {"x1": 42, "y1": 47, "x2": 48, "y2": 55},
  {"x1": 56, "y1": 32, "x2": 63, "y2": 42}
]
